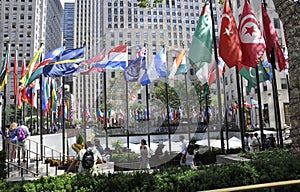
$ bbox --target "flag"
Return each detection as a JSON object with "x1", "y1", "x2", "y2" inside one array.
[
  {"x1": 80, "y1": 48, "x2": 105, "y2": 65},
  {"x1": 124, "y1": 47, "x2": 147, "y2": 82},
  {"x1": 250, "y1": 98, "x2": 264, "y2": 109},
  {"x1": 262, "y1": 4, "x2": 287, "y2": 71},
  {"x1": 14, "y1": 48, "x2": 18, "y2": 96},
  {"x1": 244, "y1": 100, "x2": 252, "y2": 108},
  {"x1": 219, "y1": 0, "x2": 242, "y2": 68},
  {"x1": 0, "y1": 44, "x2": 10, "y2": 91},
  {"x1": 208, "y1": 58, "x2": 225, "y2": 87},
  {"x1": 129, "y1": 90, "x2": 137, "y2": 101},
  {"x1": 263, "y1": 60, "x2": 273, "y2": 82},
  {"x1": 43, "y1": 47, "x2": 84, "y2": 78},
  {"x1": 51, "y1": 80, "x2": 57, "y2": 113},
  {"x1": 168, "y1": 50, "x2": 187, "y2": 80},
  {"x1": 18, "y1": 58, "x2": 27, "y2": 108},
  {"x1": 239, "y1": 61, "x2": 270, "y2": 93},
  {"x1": 238, "y1": 0, "x2": 266, "y2": 68},
  {"x1": 201, "y1": 83, "x2": 209, "y2": 96},
  {"x1": 25, "y1": 46, "x2": 64, "y2": 87},
  {"x1": 140, "y1": 47, "x2": 167, "y2": 86},
  {"x1": 188, "y1": 3, "x2": 212, "y2": 66},
  {"x1": 20, "y1": 45, "x2": 43, "y2": 87},
  {"x1": 124, "y1": 56, "x2": 145, "y2": 82},
  {"x1": 85, "y1": 108, "x2": 91, "y2": 121},
  {"x1": 94, "y1": 45, "x2": 127, "y2": 70},
  {"x1": 42, "y1": 76, "x2": 51, "y2": 111},
  {"x1": 80, "y1": 66, "x2": 105, "y2": 75}
]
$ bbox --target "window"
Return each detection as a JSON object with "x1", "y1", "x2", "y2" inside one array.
[
  {"x1": 111, "y1": 71, "x2": 115, "y2": 78},
  {"x1": 284, "y1": 103, "x2": 290, "y2": 125},
  {"x1": 281, "y1": 78, "x2": 287, "y2": 89},
  {"x1": 263, "y1": 82, "x2": 267, "y2": 91},
  {"x1": 274, "y1": 18, "x2": 281, "y2": 29},
  {"x1": 138, "y1": 94, "x2": 141, "y2": 100}
]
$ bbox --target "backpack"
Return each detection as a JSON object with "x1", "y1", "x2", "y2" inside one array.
[
  {"x1": 81, "y1": 149, "x2": 94, "y2": 169},
  {"x1": 17, "y1": 128, "x2": 26, "y2": 141}
]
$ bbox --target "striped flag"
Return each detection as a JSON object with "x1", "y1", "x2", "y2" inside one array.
[{"x1": 129, "y1": 90, "x2": 137, "y2": 101}]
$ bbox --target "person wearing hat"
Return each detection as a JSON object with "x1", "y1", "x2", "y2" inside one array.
[{"x1": 150, "y1": 142, "x2": 166, "y2": 167}]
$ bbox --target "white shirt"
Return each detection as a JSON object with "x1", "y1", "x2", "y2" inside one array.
[{"x1": 76, "y1": 146, "x2": 102, "y2": 173}]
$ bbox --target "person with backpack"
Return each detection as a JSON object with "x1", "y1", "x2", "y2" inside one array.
[
  {"x1": 67, "y1": 140, "x2": 103, "y2": 174},
  {"x1": 14, "y1": 121, "x2": 30, "y2": 163}
]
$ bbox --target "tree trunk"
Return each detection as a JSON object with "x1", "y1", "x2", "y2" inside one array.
[{"x1": 273, "y1": 0, "x2": 300, "y2": 152}]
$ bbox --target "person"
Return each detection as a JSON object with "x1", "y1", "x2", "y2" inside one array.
[
  {"x1": 15, "y1": 121, "x2": 30, "y2": 163},
  {"x1": 50, "y1": 123, "x2": 59, "y2": 134},
  {"x1": 179, "y1": 135, "x2": 187, "y2": 165},
  {"x1": 268, "y1": 134, "x2": 277, "y2": 149},
  {"x1": 263, "y1": 134, "x2": 272, "y2": 149},
  {"x1": 248, "y1": 133, "x2": 255, "y2": 153},
  {"x1": 244, "y1": 133, "x2": 250, "y2": 152},
  {"x1": 253, "y1": 133, "x2": 261, "y2": 151},
  {"x1": 185, "y1": 144, "x2": 195, "y2": 168},
  {"x1": 8, "y1": 122, "x2": 18, "y2": 162},
  {"x1": 139, "y1": 139, "x2": 150, "y2": 170},
  {"x1": 150, "y1": 142, "x2": 165, "y2": 167},
  {"x1": 67, "y1": 140, "x2": 103, "y2": 174},
  {"x1": 94, "y1": 138, "x2": 104, "y2": 155}
]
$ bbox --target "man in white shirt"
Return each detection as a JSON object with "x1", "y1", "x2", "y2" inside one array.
[{"x1": 179, "y1": 135, "x2": 188, "y2": 165}]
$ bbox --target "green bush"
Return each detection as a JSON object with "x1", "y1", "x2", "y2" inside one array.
[
  {"x1": 1, "y1": 149, "x2": 300, "y2": 191},
  {"x1": 0, "y1": 150, "x2": 6, "y2": 180}
]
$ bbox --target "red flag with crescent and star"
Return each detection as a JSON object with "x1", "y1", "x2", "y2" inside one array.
[
  {"x1": 219, "y1": 0, "x2": 242, "y2": 68},
  {"x1": 238, "y1": 0, "x2": 266, "y2": 68}
]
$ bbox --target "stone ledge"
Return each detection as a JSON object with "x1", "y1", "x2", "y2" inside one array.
[{"x1": 216, "y1": 154, "x2": 250, "y2": 164}]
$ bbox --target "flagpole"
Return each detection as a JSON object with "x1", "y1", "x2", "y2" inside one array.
[
  {"x1": 164, "y1": 44, "x2": 172, "y2": 153},
  {"x1": 1, "y1": 37, "x2": 9, "y2": 151},
  {"x1": 143, "y1": 41, "x2": 151, "y2": 148},
  {"x1": 14, "y1": 45, "x2": 18, "y2": 122},
  {"x1": 22, "y1": 54, "x2": 26, "y2": 125},
  {"x1": 223, "y1": 73, "x2": 229, "y2": 151},
  {"x1": 240, "y1": 76, "x2": 246, "y2": 133},
  {"x1": 209, "y1": 0, "x2": 222, "y2": 124},
  {"x1": 62, "y1": 39, "x2": 66, "y2": 163},
  {"x1": 255, "y1": 66, "x2": 265, "y2": 150},
  {"x1": 263, "y1": 0, "x2": 283, "y2": 150},
  {"x1": 39, "y1": 40, "x2": 44, "y2": 161},
  {"x1": 125, "y1": 81, "x2": 129, "y2": 149},
  {"x1": 235, "y1": 67, "x2": 246, "y2": 152}
]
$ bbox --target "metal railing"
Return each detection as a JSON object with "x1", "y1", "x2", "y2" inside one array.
[
  {"x1": 5, "y1": 137, "x2": 66, "y2": 178},
  {"x1": 201, "y1": 179, "x2": 300, "y2": 192}
]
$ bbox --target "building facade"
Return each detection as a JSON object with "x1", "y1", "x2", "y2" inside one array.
[
  {"x1": 0, "y1": 0, "x2": 63, "y2": 122},
  {"x1": 73, "y1": 0, "x2": 221, "y2": 124}
]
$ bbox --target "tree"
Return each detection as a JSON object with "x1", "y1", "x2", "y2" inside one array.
[
  {"x1": 272, "y1": 0, "x2": 300, "y2": 152},
  {"x1": 151, "y1": 81, "x2": 181, "y2": 109}
]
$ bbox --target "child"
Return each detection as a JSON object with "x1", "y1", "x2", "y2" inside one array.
[{"x1": 185, "y1": 145, "x2": 195, "y2": 168}]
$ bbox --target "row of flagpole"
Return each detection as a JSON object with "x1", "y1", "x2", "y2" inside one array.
[{"x1": 0, "y1": 0, "x2": 289, "y2": 153}]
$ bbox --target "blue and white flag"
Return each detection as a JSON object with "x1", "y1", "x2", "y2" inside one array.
[{"x1": 140, "y1": 47, "x2": 167, "y2": 86}]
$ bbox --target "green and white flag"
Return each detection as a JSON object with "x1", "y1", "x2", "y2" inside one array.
[
  {"x1": 188, "y1": 3, "x2": 212, "y2": 67},
  {"x1": 239, "y1": 61, "x2": 270, "y2": 93}
]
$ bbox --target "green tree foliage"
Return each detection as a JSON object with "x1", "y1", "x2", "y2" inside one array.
[{"x1": 151, "y1": 82, "x2": 180, "y2": 109}]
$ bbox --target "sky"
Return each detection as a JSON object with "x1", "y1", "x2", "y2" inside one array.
[{"x1": 60, "y1": 0, "x2": 75, "y2": 7}]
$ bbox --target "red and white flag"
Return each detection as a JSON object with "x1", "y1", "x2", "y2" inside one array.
[
  {"x1": 129, "y1": 90, "x2": 137, "y2": 101},
  {"x1": 208, "y1": 58, "x2": 225, "y2": 87},
  {"x1": 262, "y1": 3, "x2": 287, "y2": 71},
  {"x1": 238, "y1": 0, "x2": 266, "y2": 68},
  {"x1": 219, "y1": 0, "x2": 242, "y2": 68},
  {"x1": 85, "y1": 108, "x2": 91, "y2": 121}
]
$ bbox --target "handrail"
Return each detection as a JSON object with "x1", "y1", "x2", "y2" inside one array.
[
  {"x1": 201, "y1": 179, "x2": 300, "y2": 192},
  {"x1": 6, "y1": 161, "x2": 38, "y2": 177}
]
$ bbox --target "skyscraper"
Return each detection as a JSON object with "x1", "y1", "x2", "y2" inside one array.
[{"x1": 73, "y1": 0, "x2": 221, "y2": 122}]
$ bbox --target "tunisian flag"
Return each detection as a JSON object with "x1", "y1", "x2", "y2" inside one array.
[
  {"x1": 238, "y1": 0, "x2": 266, "y2": 68},
  {"x1": 219, "y1": 0, "x2": 242, "y2": 68},
  {"x1": 262, "y1": 4, "x2": 287, "y2": 71}
]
